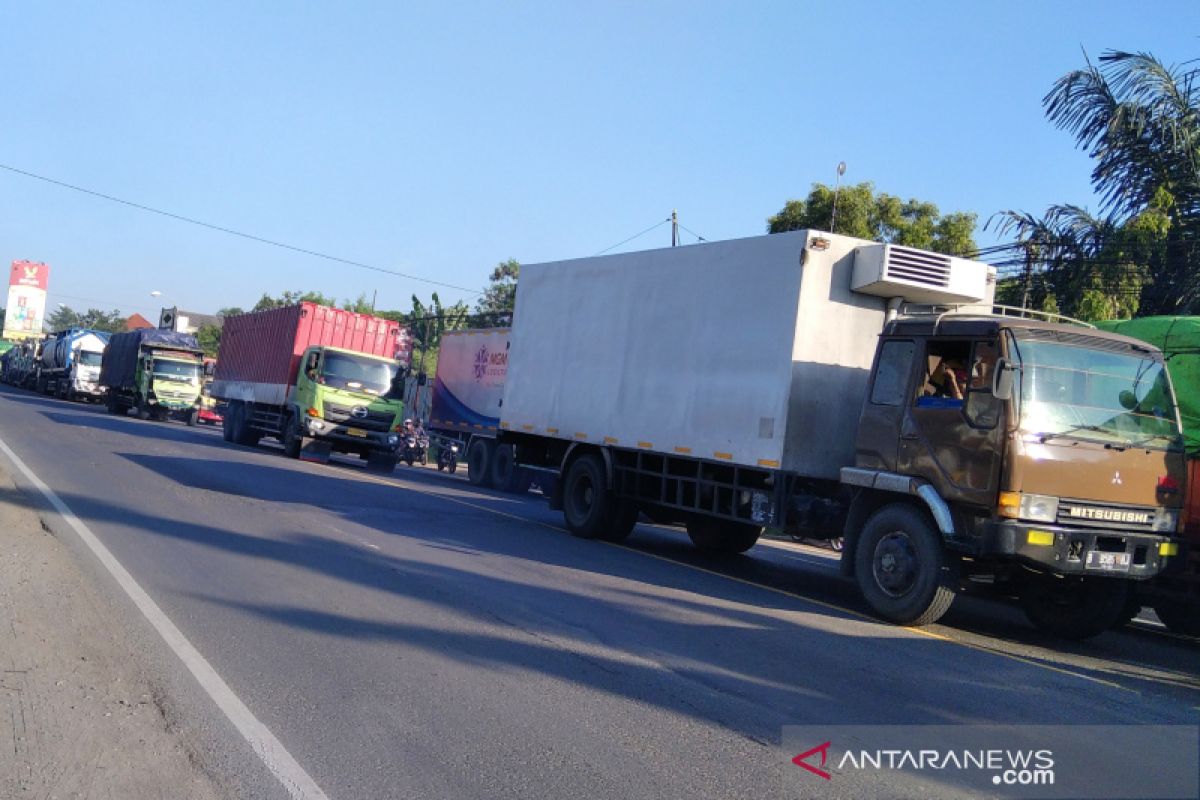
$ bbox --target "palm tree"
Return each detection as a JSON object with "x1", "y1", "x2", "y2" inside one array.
[{"x1": 1041, "y1": 50, "x2": 1200, "y2": 314}]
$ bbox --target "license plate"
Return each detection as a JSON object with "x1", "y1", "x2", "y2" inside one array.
[
  {"x1": 1085, "y1": 551, "x2": 1131, "y2": 572},
  {"x1": 345, "y1": 427, "x2": 368, "y2": 438}
]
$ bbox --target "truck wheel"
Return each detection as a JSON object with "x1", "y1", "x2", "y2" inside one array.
[
  {"x1": 106, "y1": 393, "x2": 123, "y2": 416},
  {"x1": 490, "y1": 444, "x2": 529, "y2": 493},
  {"x1": 854, "y1": 504, "x2": 957, "y2": 626},
  {"x1": 135, "y1": 396, "x2": 151, "y2": 420},
  {"x1": 561, "y1": 454, "x2": 638, "y2": 541},
  {"x1": 282, "y1": 415, "x2": 302, "y2": 458},
  {"x1": 1152, "y1": 601, "x2": 1200, "y2": 636},
  {"x1": 186, "y1": 409, "x2": 199, "y2": 427},
  {"x1": 367, "y1": 451, "x2": 400, "y2": 472},
  {"x1": 221, "y1": 408, "x2": 236, "y2": 441},
  {"x1": 467, "y1": 439, "x2": 495, "y2": 487},
  {"x1": 685, "y1": 517, "x2": 762, "y2": 554},
  {"x1": 1020, "y1": 575, "x2": 1127, "y2": 640}
]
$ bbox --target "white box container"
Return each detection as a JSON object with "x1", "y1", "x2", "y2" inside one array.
[{"x1": 504, "y1": 230, "x2": 986, "y2": 479}]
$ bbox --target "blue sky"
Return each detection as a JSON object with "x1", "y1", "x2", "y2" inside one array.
[{"x1": 1, "y1": 1, "x2": 1196, "y2": 319}]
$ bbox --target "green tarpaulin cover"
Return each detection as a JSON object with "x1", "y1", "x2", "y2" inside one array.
[{"x1": 1095, "y1": 317, "x2": 1200, "y2": 454}]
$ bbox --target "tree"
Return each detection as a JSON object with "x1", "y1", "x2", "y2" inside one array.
[
  {"x1": 196, "y1": 323, "x2": 222, "y2": 357},
  {"x1": 0, "y1": 307, "x2": 6, "y2": 334},
  {"x1": 408, "y1": 292, "x2": 470, "y2": 376},
  {"x1": 252, "y1": 290, "x2": 337, "y2": 311},
  {"x1": 342, "y1": 293, "x2": 375, "y2": 314},
  {"x1": 474, "y1": 259, "x2": 520, "y2": 325},
  {"x1": 1003, "y1": 50, "x2": 1200, "y2": 317},
  {"x1": 217, "y1": 306, "x2": 244, "y2": 318},
  {"x1": 45, "y1": 305, "x2": 126, "y2": 333},
  {"x1": 767, "y1": 182, "x2": 978, "y2": 255}
]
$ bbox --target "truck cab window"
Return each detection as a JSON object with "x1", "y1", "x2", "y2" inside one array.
[
  {"x1": 918, "y1": 341, "x2": 972, "y2": 407},
  {"x1": 870, "y1": 340, "x2": 915, "y2": 406}
]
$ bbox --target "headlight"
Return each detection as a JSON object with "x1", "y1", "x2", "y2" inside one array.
[
  {"x1": 307, "y1": 419, "x2": 326, "y2": 433},
  {"x1": 999, "y1": 492, "x2": 1059, "y2": 523},
  {"x1": 1152, "y1": 509, "x2": 1180, "y2": 533}
]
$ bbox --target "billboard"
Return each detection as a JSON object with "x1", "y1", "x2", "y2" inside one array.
[{"x1": 2, "y1": 261, "x2": 50, "y2": 341}]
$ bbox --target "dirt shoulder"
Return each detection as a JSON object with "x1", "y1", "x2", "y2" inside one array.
[{"x1": 0, "y1": 463, "x2": 226, "y2": 800}]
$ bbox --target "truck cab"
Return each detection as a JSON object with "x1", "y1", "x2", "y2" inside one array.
[
  {"x1": 844, "y1": 311, "x2": 1186, "y2": 636},
  {"x1": 284, "y1": 345, "x2": 406, "y2": 464},
  {"x1": 137, "y1": 348, "x2": 204, "y2": 421}
]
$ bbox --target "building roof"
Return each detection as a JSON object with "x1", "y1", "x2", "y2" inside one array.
[{"x1": 124, "y1": 313, "x2": 155, "y2": 330}]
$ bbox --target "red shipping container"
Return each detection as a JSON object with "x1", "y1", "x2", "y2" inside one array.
[{"x1": 214, "y1": 303, "x2": 410, "y2": 400}]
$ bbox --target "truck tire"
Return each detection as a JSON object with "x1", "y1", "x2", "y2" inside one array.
[
  {"x1": 561, "y1": 454, "x2": 638, "y2": 541},
  {"x1": 135, "y1": 395, "x2": 152, "y2": 420},
  {"x1": 282, "y1": 414, "x2": 302, "y2": 458},
  {"x1": 854, "y1": 504, "x2": 957, "y2": 627},
  {"x1": 106, "y1": 393, "x2": 123, "y2": 415},
  {"x1": 221, "y1": 408, "x2": 236, "y2": 441},
  {"x1": 685, "y1": 517, "x2": 762, "y2": 554},
  {"x1": 235, "y1": 404, "x2": 262, "y2": 446},
  {"x1": 367, "y1": 451, "x2": 400, "y2": 472},
  {"x1": 1152, "y1": 601, "x2": 1200, "y2": 637},
  {"x1": 490, "y1": 444, "x2": 530, "y2": 493},
  {"x1": 1020, "y1": 575, "x2": 1127, "y2": 640},
  {"x1": 186, "y1": 408, "x2": 199, "y2": 427},
  {"x1": 467, "y1": 438, "x2": 495, "y2": 487}
]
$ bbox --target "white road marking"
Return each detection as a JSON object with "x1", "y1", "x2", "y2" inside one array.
[{"x1": 0, "y1": 435, "x2": 330, "y2": 800}]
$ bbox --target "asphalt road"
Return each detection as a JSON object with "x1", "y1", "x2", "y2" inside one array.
[{"x1": 1, "y1": 383, "x2": 1197, "y2": 800}]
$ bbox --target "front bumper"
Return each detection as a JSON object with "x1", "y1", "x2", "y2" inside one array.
[
  {"x1": 305, "y1": 418, "x2": 399, "y2": 452},
  {"x1": 977, "y1": 520, "x2": 1183, "y2": 580}
]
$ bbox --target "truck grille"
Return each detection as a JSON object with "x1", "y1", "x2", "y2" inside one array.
[
  {"x1": 323, "y1": 401, "x2": 394, "y2": 432},
  {"x1": 1056, "y1": 499, "x2": 1155, "y2": 532}
]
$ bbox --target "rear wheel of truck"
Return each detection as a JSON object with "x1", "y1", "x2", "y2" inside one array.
[
  {"x1": 490, "y1": 444, "x2": 531, "y2": 493},
  {"x1": 685, "y1": 517, "x2": 762, "y2": 554},
  {"x1": 221, "y1": 408, "x2": 236, "y2": 441},
  {"x1": 855, "y1": 504, "x2": 957, "y2": 626},
  {"x1": 561, "y1": 454, "x2": 638, "y2": 541},
  {"x1": 467, "y1": 438, "x2": 495, "y2": 487},
  {"x1": 1152, "y1": 601, "x2": 1200, "y2": 636},
  {"x1": 105, "y1": 393, "x2": 122, "y2": 415},
  {"x1": 1020, "y1": 575, "x2": 1128, "y2": 639}
]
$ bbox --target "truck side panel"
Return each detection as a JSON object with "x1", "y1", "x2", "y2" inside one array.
[
  {"x1": 501, "y1": 230, "x2": 885, "y2": 476},
  {"x1": 430, "y1": 329, "x2": 508, "y2": 434}
]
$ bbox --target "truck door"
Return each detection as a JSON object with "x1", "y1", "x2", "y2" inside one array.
[
  {"x1": 855, "y1": 338, "x2": 918, "y2": 472},
  {"x1": 898, "y1": 338, "x2": 1005, "y2": 507}
]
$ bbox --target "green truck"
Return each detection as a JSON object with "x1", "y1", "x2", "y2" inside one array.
[
  {"x1": 1095, "y1": 316, "x2": 1200, "y2": 635},
  {"x1": 99, "y1": 329, "x2": 205, "y2": 424}
]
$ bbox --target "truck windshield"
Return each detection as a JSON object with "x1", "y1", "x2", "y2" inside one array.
[
  {"x1": 78, "y1": 351, "x2": 103, "y2": 366},
  {"x1": 1016, "y1": 339, "x2": 1182, "y2": 449},
  {"x1": 153, "y1": 360, "x2": 200, "y2": 383},
  {"x1": 320, "y1": 352, "x2": 398, "y2": 396}
]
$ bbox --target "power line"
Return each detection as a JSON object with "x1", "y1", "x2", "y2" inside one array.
[
  {"x1": 594, "y1": 218, "x2": 671, "y2": 256},
  {"x1": 0, "y1": 162, "x2": 482, "y2": 295}
]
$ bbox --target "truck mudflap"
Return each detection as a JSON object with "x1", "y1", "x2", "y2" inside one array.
[{"x1": 976, "y1": 520, "x2": 1181, "y2": 580}]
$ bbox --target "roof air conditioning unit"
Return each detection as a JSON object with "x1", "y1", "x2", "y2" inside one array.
[{"x1": 851, "y1": 243, "x2": 993, "y2": 305}]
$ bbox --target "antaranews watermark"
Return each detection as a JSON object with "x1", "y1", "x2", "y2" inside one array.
[{"x1": 782, "y1": 725, "x2": 1197, "y2": 799}]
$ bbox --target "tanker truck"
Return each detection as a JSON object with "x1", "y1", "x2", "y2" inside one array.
[
  {"x1": 36, "y1": 328, "x2": 110, "y2": 401},
  {"x1": 210, "y1": 302, "x2": 411, "y2": 470},
  {"x1": 100, "y1": 329, "x2": 205, "y2": 423},
  {"x1": 496, "y1": 230, "x2": 1188, "y2": 638}
]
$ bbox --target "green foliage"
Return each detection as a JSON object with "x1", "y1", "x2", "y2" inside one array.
[
  {"x1": 342, "y1": 293, "x2": 375, "y2": 314},
  {"x1": 217, "y1": 306, "x2": 244, "y2": 318},
  {"x1": 47, "y1": 306, "x2": 126, "y2": 333},
  {"x1": 408, "y1": 292, "x2": 470, "y2": 376},
  {"x1": 474, "y1": 259, "x2": 520, "y2": 324},
  {"x1": 767, "y1": 182, "x2": 977, "y2": 255},
  {"x1": 0, "y1": 308, "x2": 5, "y2": 332},
  {"x1": 196, "y1": 323, "x2": 222, "y2": 357},
  {"x1": 1003, "y1": 50, "x2": 1200, "y2": 317},
  {"x1": 252, "y1": 290, "x2": 337, "y2": 311}
]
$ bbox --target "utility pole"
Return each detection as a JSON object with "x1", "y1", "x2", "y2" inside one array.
[
  {"x1": 671, "y1": 210, "x2": 678, "y2": 246},
  {"x1": 1020, "y1": 245, "x2": 1034, "y2": 310},
  {"x1": 370, "y1": 289, "x2": 377, "y2": 312},
  {"x1": 830, "y1": 161, "x2": 847, "y2": 233}
]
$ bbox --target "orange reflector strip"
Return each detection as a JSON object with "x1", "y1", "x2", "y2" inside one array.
[
  {"x1": 714, "y1": 452, "x2": 733, "y2": 460},
  {"x1": 758, "y1": 459, "x2": 780, "y2": 468},
  {"x1": 637, "y1": 441, "x2": 653, "y2": 449},
  {"x1": 604, "y1": 436, "x2": 618, "y2": 444},
  {"x1": 575, "y1": 432, "x2": 587, "y2": 439},
  {"x1": 674, "y1": 446, "x2": 692, "y2": 454}
]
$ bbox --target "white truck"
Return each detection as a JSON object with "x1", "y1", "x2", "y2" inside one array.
[
  {"x1": 496, "y1": 230, "x2": 1189, "y2": 637},
  {"x1": 36, "y1": 328, "x2": 109, "y2": 401}
]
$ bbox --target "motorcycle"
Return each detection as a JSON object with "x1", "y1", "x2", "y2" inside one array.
[
  {"x1": 437, "y1": 439, "x2": 460, "y2": 473},
  {"x1": 401, "y1": 432, "x2": 428, "y2": 466}
]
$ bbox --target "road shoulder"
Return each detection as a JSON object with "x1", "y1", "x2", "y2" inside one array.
[{"x1": 0, "y1": 461, "x2": 226, "y2": 799}]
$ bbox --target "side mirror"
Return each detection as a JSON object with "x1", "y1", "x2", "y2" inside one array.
[
  {"x1": 992, "y1": 358, "x2": 1015, "y2": 400},
  {"x1": 1118, "y1": 389, "x2": 1138, "y2": 410}
]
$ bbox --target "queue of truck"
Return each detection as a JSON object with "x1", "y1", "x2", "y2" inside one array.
[{"x1": 0, "y1": 230, "x2": 1192, "y2": 641}]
